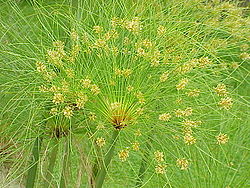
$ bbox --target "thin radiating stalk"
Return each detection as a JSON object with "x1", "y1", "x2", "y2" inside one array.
[
  {"x1": 44, "y1": 139, "x2": 59, "y2": 188},
  {"x1": 135, "y1": 136, "x2": 153, "y2": 187},
  {"x1": 26, "y1": 136, "x2": 42, "y2": 188},
  {"x1": 95, "y1": 130, "x2": 119, "y2": 188}
]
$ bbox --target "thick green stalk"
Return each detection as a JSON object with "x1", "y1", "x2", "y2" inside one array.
[
  {"x1": 26, "y1": 136, "x2": 42, "y2": 188},
  {"x1": 95, "y1": 130, "x2": 119, "y2": 188},
  {"x1": 59, "y1": 137, "x2": 70, "y2": 188},
  {"x1": 135, "y1": 136, "x2": 153, "y2": 187},
  {"x1": 91, "y1": 144, "x2": 102, "y2": 187},
  {"x1": 44, "y1": 140, "x2": 59, "y2": 188}
]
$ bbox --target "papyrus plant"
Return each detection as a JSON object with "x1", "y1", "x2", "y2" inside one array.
[{"x1": 0, "y1": 0, "x2": 249, "y2": 187}]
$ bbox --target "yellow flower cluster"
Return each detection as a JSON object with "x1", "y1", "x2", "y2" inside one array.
[
  {"x1": 89, "y1": 112, "x2": 97, "y2": 121},
  {"x1": 63, "y1": 106, "x2": 73, "y2": 118},
  {"x1": 47, "y1": 41, "x2": 66, "y2": 66},
  {"x1": 111, "y1": 17, "x2": 123, "y2": 27},
  {"x1": 240, "y1": 52, "x2": 250, "y2": 60},
  {"x1": 214, "y1": 83, "x2": 228, "y2": 96},
  {"x1": 149, "y1": 49, "x2": 161, "y2": 67},
  {"x1": 141, "y1": 39, "x2": 153, "y2": 48},
  {"x1": 198, "y1": 57, "x2": 212, "y2": 68},
  {"x1": 127, "y1": 85, "x2": 134, "y2": 92},
  {"x1": 176, "y1": 59, "x2": 198, "y2": 74},
  {"x1": 104, "y1": 29, "x2": 119, "y2": 40},
  {"x1": 97, "y1": 122, "x2": 105, "y2": 129},
  {"x1": 160, "y1": 72, "x2": 169, "y2": 82},
  {"x1": 36, "y1": 61, "x2": 56, "y2": 81},
  {"x1": 218, "y1": 97, "x2": 233, "y2": 110},
  {"x1": 81, "y1": 78, "x2": 101, "y2": 95},
  {"x1": 50, "y1": 107, "x2": 58, "y2": 115},
  {"x1": 231, "y1": 62, "x2": 239, "y2": 69},
  {"x1": 135, "y1": 107, "x2": 144, "y2": 116},
  {"x1": 93, "y1": 38, "x2": 107, "y2": 48},
  {"x1": 93, "y1": 25, "x2": 103, "y2": 34},
  {"x1": 159, "y1": 113, "x2": 171, "y2": 121},
  {"x1": 176, "y1": 158, "x2": 189, "y2": 170},
  {"x1": 175, "y1": 107, "x2": 193, "y2": 117},
  {"x1": 216, "y1": 133, "x2": 229, "y2": 144},
  {"x1": 176, "y1": 78, "x2": 189, "y2": 90},
  {"x1": 135, "y1": 40, "x2": 161, "y2": 67},
  {"x1": 176, "y1": 56, "x2": 212, "y2": 74},
  {"x1": 66, "y1": 68, "x2": 74, "y2": 78},
  {"x1": 187, "y1": 89, "x2": 200, "y2": 97},
  {"x1": 114, "y1": 68, "x2": 132, "y2": 77},
  {"x1": 123, "y1": 37, "x2": 130, "y2": 45},
  {"x1": 134, "y1": 129, "x2": 142, "y2": 137},
  {"x1": 76, "y1": 94, "x2": 88, "y2": 109},
  {"x1": 157, "y1": 25, "x2": 166, "y2": 35},
  {"x1": 182, "y1": 119, "x2": 201, "y2": 128},
  {"x1": 69, "y1": 44, "x2": 81, "y2": 62},
  {"x1": 81, "y1": 78, "x2": 92, "y2": 88},
  {"x1": 135, "y1": 91, "x2": 145, "y2": 104},
  {"x1": 39, "y1": 85, "x2": 48, "y2": 92},
  {"x1": 154, "y1": 150, "x2": 166, "y2": 174},
  {"x1": 96, "y1": 137, "x2": 106, "y2": 147},
  {"x1": 124, "y1": 17, "x2": 142, "y2": 34},
  {"x1": 36, "y1": 62, "x2": 46, "y2": 73},
  {"x1": 52, "y1": 93, "x2": 64, "y2": 104},
  {"x1": 137, "y1": 47, "x2": 146, "y2": 57},
  {"x1": 154, "y1": 150, "x2": 164, "y2": 162},
  {"x1": 240, "y1": 44, "x2": 249, "y2": 52},
  {"x1": 90, "y1": 84, "x2": 101, "y2": 95},
  {"x1": 155, "y1": 164, "x2": 166, "y2": 174},
  {"x1": 132, "y1": 142, "x2": 140, "y2": 151},
  {"x1": 70, "y1": 29, "x2": 79, "y2": 41},
  {"x1": 118, "y1": 149, "x2": 129, "y2": 162},
  {"x1": 183, "y1": 134, "x2": 196, "y2": 145},
  {"x1": 110, "y1": 17, "x2": 142, "y2": 34},
  {"x1": 182, "y1": 119, "x2": 201, "y2": 135}
]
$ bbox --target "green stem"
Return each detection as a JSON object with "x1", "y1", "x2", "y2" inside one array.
[
  {"x1": 95, "y1": 130, "x2": 119, "y2": 188},
  {"x1": 135, "y1": 136, "x2": 153, "y2": 187},
  {"x1": 44, "y1": 139, "x2": 59, "y2": 188},
  {"x1": 91, "y1": 144, "x2": 102, "y2": 187},
  {"x1": 60, "y1": 137, "x2": 70, "y2": 188},
  {"x1": 26, "y1": 136, "x2": 42, "y2": 188}
]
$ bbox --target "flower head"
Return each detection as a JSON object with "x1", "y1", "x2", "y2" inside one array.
[
  {"x1": 81, "y1": 78, "x2": 92, "y2": 88},
  {"x1": 184, "y1": 134, "x2": 196, "y2": 145},
  {"x1": 119, "y1": 149, "x2": 129, "y2": 162},
  {"x1": 157, "y1": 25, "x2": 166, "y2": 35},
  {"x1": 90, "y1": 84, "x2": 100, "y2": 95},
  {"x1": 176, "y1": 158, "x2": 189, "y2": 170},
  {"x1": 155, "y1": 164, "x2": 166, "y2": 174},
  {"x1": 160, "y1": 72, "x2": 169, "y2": 82},
  {"x1": 218, "y1": 97, "x2": 233, "y2": 110},
  {"x1": 154, "y1": 150, "x2": 164, "y2": 162},
  {"x1": 159, "y1": 113, "x2": 171, "y2": 121},
  {"x1": 63, "y1": 106, "x2": 73, "y2": 118},
  {"x1": 132, "y1": 142, "x2": 140, "y2": 151},
  {"x1": 96, "y1": 137, "x2": 106, "y2": 147},
  {"x1": 214, "y1": 84, "x2": 228, "y2": 96},
  {"x1": 93, "y1": 25, "x2": 103, "y2": 34},
  {"x1": 216, "y1": 133, "x2": 229, "y2": 144},
  {"x1": 52, "y1": 93, "x2": 64, "y2": 104},
  {"x1": 176, "y1": 78, "x2": 189, "y2": 90},
  {"x1": 36, "y1": 62, "x2": 46, "y2": 72}
]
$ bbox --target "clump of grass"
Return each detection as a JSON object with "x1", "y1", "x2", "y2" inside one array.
[{"x1": 0, "y1": 0, "x2": 249, "y2": 187}]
